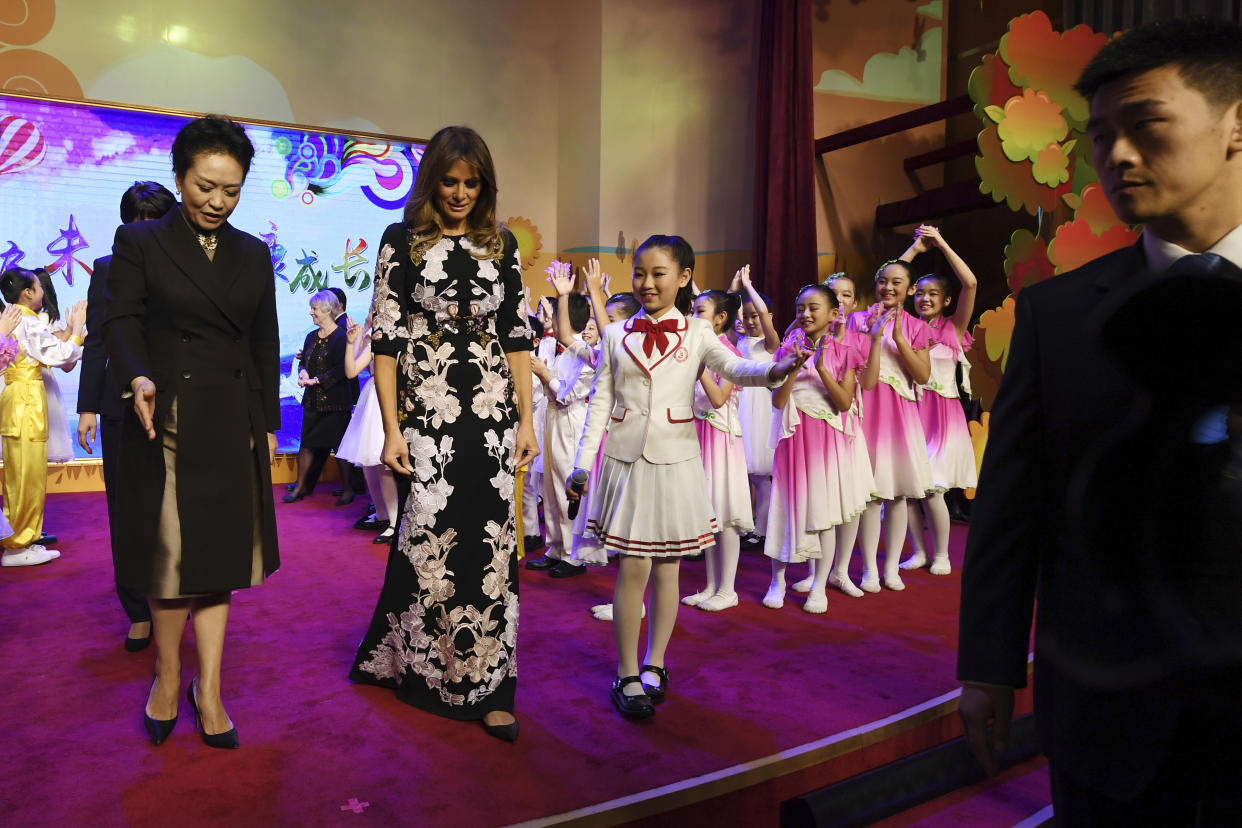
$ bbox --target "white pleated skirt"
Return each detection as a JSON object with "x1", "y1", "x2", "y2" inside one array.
[{"x1": 585, "y1": 454, "x2": 719, "y2": 558}]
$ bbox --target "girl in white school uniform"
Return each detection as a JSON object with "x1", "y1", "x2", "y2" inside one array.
[
  {"x1": 683, "y1": 288, "x2": 752, "y2": 612},
  {"x1": 569, "y1": 235, "x2": 805, "y2": 718}
]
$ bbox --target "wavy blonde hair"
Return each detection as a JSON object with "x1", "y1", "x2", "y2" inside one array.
[{"x1": 404, "y1": 126, "x2": 505, "y2": 265}]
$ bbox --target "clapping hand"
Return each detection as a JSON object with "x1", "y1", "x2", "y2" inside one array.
[
  {"x1": 914, "y1": 224, "x2": 943, "y2": 252},
  {"x1": 770, "y1": 341, "x2": 813, "y2": 381},
  {"x1": 869, "y1": 306, "x2": 896, "y2": 341},
  {"x1": 0, "y1": 304, "x2": 22, "y2": 337},
  {"x1": 69, "y1": 299, "x2": 87, "y2": 330}
]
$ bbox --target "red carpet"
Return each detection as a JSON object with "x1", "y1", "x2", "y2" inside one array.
[{"x1": 1, "y1": 490, "x2": 982, "y2": 827}]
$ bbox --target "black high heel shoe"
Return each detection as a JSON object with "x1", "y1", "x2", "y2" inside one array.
[
  {"x1": 481, "y1": 715, "x2": 519, "y2": 743},
  {"x1": 188, "y1": 677, "x2": 239, "y2": 749},
  {"x1": 143, "y1": 676, "x2": 177, "y2": 746}
]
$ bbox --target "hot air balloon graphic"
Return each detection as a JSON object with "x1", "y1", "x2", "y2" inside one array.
[{"x1": 0, "y1": 115, "x2": 46, "y2": 176}]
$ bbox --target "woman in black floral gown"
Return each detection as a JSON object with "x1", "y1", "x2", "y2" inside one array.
[{"x1": 349, "y1": 126, "x2": 537, "y2": 742}]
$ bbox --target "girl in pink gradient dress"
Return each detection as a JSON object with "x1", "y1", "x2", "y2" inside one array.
[
  {"x1": 897, "y1": 226, "x2": 979, "y2": 576},
  {"x1": 847, "y1": 261, "x2": 934, "y2": 592},
  {"x1": 763, "y1": 285, "x2": 873, "y2": 613}
]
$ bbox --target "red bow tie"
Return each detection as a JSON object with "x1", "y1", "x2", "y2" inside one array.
[{"x1": 632, "y1": 317, "x2": 679, "y2": 357}]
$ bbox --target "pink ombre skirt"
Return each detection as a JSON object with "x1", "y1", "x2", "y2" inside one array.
[
  {"x1": 858, "y1": 383, "x2": 934, "y2": 501},
  {"x1": 765, "y1": 415, "x2": 873, "y2": 563}
]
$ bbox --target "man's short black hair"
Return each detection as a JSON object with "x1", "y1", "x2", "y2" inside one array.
[{"x1": 1075, "y1": 16, "x2": 1242, "y2": 110}]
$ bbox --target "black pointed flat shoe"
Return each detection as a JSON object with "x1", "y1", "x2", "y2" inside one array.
[
  {"x1": 125, "y1": 633, "x2": 151, "y2": 653},
  {"x1": 482, "y1": 716, "x2": 519, "y2": 743},
  {"x1": 640, "y1": 664, "x2": 668, "y2": 703},
  {"x1": 611, "y1": 676, "x2": 655, "y2": 718},
  {"x1": 188, "y1": 677, "x2": 239, "y2": 749},
  {"x1": 143, "y1": 676, "x2": 177, "y2": 746}
]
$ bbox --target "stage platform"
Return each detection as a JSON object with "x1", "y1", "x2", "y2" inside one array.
[{"x1": 0, "y1": 490, "x2": 1036, "y2": 827}]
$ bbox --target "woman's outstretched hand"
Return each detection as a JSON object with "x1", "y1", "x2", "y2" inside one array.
[{"x1": 770, "y1": 341, "x2": 813, "y2": 382}]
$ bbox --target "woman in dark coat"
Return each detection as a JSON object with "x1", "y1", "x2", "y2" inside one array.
[
  {"x1": 104, "y1": 115, "x2": 280, "y2": 749},
  {"x1": 283, "y1": 289, "x2": 353, "y2": 503}
]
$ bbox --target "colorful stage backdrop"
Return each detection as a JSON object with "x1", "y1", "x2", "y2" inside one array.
[{"x1": 0, "y1": 91, "x2": 426, "y2": 456}]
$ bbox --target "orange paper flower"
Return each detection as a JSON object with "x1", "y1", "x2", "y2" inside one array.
[{"x1": 999, "y1": 11, "x2": 1109, "y2": 129}]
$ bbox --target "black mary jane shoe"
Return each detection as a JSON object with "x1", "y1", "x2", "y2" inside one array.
[
  {"x1": 188, "y1": 678, "x2": 239, "y2": 749},
  {"x1": 611, "y1": 676, "x2": 655, "y2": 718},
  {"x1": 481, "y1": 716, "x2": 520, "y2": 743},
  {"x1": 143, "y1": 676, "x2": 177, "y2": 746},
  {"x1": 524, "y1": 555, "x2": 557, "y2": 571},
  {"x1": 640, "y1": 664, "x2": 668, "y2": 703},
  {"x1": 354, "y1": 514, "x2": 386, "y2": 532},
  {"x1": 373, "y1": 526, "x2": 395, "y2": 545}
]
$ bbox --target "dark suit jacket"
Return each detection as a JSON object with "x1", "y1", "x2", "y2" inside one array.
[
  {"x1": 78, "y1": 255, "x2": 125, "y2": 419},
  {"x1": 957, "y1": 241, "x2": 1242, "y2": 799},
  {"x1": 103, "y1": 209, "x2": 280, "y2": 595}
]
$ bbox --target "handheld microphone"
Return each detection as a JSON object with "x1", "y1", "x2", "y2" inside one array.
[{"x1": 566, "y1": 468, "x2": 589, "y2": 519}]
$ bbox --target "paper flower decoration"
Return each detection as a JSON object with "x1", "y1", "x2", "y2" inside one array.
[
  {"x1": 990, "y1": 89, "x2": 1069, "y2": 164},
  {"x1": 1003, "y1": 229, "x2": 1054, "y2": 295},
  {"x1": 999, "y1": 11, "x2": 1109, "y2": 130}
]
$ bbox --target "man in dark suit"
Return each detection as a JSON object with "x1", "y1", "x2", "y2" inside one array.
[
  {"x1": 77, "y1": 181, "x2": 176, "y2": 651},
  {"x1": 957, "y1": 17, "x2": 1242, "y2": 823}
]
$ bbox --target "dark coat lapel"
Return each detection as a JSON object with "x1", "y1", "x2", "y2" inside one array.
[{"x1": 151, "y1": 208, "x2": 243, "y2": 330}]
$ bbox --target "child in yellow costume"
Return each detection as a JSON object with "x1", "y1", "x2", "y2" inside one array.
[{"x1": 0, "y1": 268, "x2": 85, "y2": 567}]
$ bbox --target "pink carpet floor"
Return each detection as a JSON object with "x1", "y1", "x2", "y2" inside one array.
[{"x1": 1, "y1": 490, "x2": 979, "y2": 827}]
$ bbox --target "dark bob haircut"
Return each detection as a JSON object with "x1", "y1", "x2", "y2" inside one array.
[
  {"x1": 120, "y1": 180, "x2": 176, "y2": 224},
  {"x1": 171, "y1": 115, "x2": 256, "y2": 180},
  {"x1": 1074, "y1": 16, "x2": 1242, "y2": 109}
]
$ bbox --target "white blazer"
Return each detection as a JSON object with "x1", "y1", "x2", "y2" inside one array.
[{"x1": 574, "y1": 308, "x2": 777, "y2": 471}]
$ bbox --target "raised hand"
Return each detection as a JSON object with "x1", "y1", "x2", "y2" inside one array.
[
  {"x1": 582, "y1": 258, "x2": 604, "y2": 292},
  {"x1": 738, "y1": 264, "x2": 753, "y2": 290},
  {"x1": 536, "y1": 296, "x2": 554, "y2": 329},
  {"x1": 916, "y1": 224, "x2": 943, "y2": 250},
  {"x1": 345, "y1": 317, "x2": 362, "y2": 343},
  {"x1": 547, "y1": 262, "x2": 574, "y2": 297}
]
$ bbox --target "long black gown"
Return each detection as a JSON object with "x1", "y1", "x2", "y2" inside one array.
[{"x1": 349, "y1": 223, "x2": 531, "y2": 719}]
